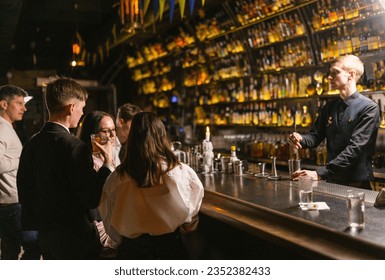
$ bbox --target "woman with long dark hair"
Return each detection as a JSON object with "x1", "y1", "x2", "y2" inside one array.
[{"x1": 99, "y1": 112, "x2": 204, "y2": 259}]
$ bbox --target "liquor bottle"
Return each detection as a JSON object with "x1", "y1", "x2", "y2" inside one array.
[
  {"x1": 311, "y1": 8, "x2": 321, "y2": 31},
  {"x1": 367, "y1": 22, "x2": 380, "y2": 52},
  {"x1": 301, "y1": 105, "x2": 312, "y2": 127},
  {"x1": 327, "y1": 0, "x2": 338, "y2": 24},
  {"x1": 271, "y1": 102, "x2": 278, "y2": 126},
  {"x1": 359, "y1": 26, "x2": 369, "y2": 54},
  {"x1": 343, "y1": 25, "x2": 353, "y2": 54},
  {"x1": 320, "y1": 38, "x2": 328, "y2": 62},
  {"x1": 294, "y1": 103, "x2": 302, "y2": 126},
  {"x1": 252, "y1": 102, "x2": 259, "y2": 126},
  {"x1": 237, "y1": 79, "x2": 245, "y2": 103},
  {"x1": 335, "y1": 27, "x2": 345, "y2": 56},
  {"x1": 250, "y1": 77, "x2": 258, "y2": 101},
  {"x1": 283, "y1": 104, "x2": 294, "y2": 126},
  {"x1": 294, "y1": 13, "x2": 305, "y2": 36},
  {"x1": 330, "y1": 30, "x2": 339, "y2": 59},
  {"x1": 319, "y1": 0, "x2": 330, "y2": 27},
  {"x1": 351, "y1": 23, "x2": 361, "y2": 53}
]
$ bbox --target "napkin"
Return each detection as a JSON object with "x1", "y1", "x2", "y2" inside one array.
[{"x1": 300, "y1": 202, "x2": 330, "y2": 211}]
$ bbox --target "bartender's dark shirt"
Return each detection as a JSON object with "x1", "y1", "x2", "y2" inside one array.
[{"x1": 300, "y1": 92, "x2": 380, "y2": 187}]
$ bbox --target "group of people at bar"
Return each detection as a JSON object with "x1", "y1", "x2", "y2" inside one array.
[
  {"x1": 0, "y1": 54, "x2": 380, "y2": 260},
  {"x1": 0, "y1": 78, "x2": 204, "y2": 259}
]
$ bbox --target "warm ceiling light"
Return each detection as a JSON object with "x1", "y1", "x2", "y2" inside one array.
[{"x1": 72, "y1": 43, "x2": 81, "y2": 55}]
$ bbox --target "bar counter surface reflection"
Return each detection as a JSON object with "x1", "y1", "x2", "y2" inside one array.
[{"x1": 198, "y1": 172, "x2": 385, "y2": 259}]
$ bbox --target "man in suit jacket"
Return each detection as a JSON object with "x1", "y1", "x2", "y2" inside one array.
[
  {"x1": 289, "y1": 55, "x2": 380, "y2": 189},
  {"x1": 17, "y1": 77, "x2": 114, "y2": 259}
]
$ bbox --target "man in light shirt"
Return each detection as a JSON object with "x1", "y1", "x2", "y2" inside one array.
[{"x1": 0, "y1": 85, "x2": 27, "y2": 259}]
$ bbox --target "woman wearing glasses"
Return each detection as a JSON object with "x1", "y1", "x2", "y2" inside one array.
[
  {"x1": 78, "y1": 111, "x2": 120, "y2": 170},
  {"x1": 77, "y1": 110, "x2": 119, "y2": 258},
  {"x1": 99, "y1": 112, "x2": 204, "y2": 259}
]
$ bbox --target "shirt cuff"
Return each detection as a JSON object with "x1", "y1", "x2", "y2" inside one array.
[
  {"x1": 316, "y1": 166, "x2": 329, "y2": 180},
  {"x1": 102, "y1": 163, "x2": 115, "y2": 172}
]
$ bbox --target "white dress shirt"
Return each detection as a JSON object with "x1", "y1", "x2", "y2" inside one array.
[{"x1": 99, "y1": 162, "x2": 204, "y2": 240}]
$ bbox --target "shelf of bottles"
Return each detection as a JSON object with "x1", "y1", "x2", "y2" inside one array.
[
  {"x1": 245, "y1": 131, "x2": 327, "y2": 165},
  {"x1": 310, "y1": 0, "x2": 385, "y2": 63},
  {"x1": 194, "y1": 6, "x2": 236, "y2": 41},
  {"x1": 125, "y1": 0, "x2": 385, "y2": 125}
]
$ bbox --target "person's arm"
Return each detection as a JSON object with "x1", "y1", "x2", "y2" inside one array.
[
  {"x1": 17, "y1": 139, "x2": 39, "y2": 230},
  {"x1": 299, "y1": 103, "x2": 329, "y2": 149},
  {"x1": 184, "y1": 164, "x2": 204, "y2": 222},
  {"x1": 68, "y1": 141, "x2": 111, "y2": 209},
  {"x1": 0, "y1": 134, "x2": 19, "y2": 174},
  {"x1": 288, "y1": 102, "x2": 330, "y2": 151},
  {"x1": 319, "y1": 102, "x2": 380, "y2": 180},
  {"x1": 98, "y1": 172, "x2": 122, "y2": 243}
]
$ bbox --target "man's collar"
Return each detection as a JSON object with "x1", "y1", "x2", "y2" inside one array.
[
  {"x1": 47, "y1": 121, "x2": 70, "y2": 133},
  {"x1": 341, "y1": 91, "x2": 359, "y2": 106}
]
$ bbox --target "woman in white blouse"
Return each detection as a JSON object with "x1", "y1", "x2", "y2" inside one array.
[{"x1": 99, "y1": 112, "x2": 204, "y2": 259}]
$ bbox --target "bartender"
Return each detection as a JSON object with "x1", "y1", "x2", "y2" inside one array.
[{"x1": 289, "y1": 55, "x2": 380, "y2": 190}]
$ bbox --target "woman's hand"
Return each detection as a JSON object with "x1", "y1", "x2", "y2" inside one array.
[{"x1": 94, "y1": 139, "x2": 114, "y2": 166}]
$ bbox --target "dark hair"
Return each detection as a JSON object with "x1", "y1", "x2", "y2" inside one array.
[
  {"x1": 117, "y1": 112, "x2": 178, "y2": 187},
  {"x1": 45, "y1": 77, "x2": 88, "y2": 115},
  {"x1": 0, "y1": 84, "x2": 28, "y2": 103},
  {"x1": 78, "y1": 111, "x2": 112, "y2": 149},
  {"x1": 116, "y1": 103, "x2": 142, "y2": 122}
]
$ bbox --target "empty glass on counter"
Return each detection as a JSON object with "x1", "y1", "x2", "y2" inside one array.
[
  {"x1": 298, "y1": 175, "x2": 314, "y2": 205},
  {"x1": 347, "y1": 190, "x2": 365, "y2": 229}
]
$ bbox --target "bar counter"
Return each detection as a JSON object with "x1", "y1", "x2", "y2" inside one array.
[{"x1": 198, "y1": 172, "x2": 385, "y2": 259}]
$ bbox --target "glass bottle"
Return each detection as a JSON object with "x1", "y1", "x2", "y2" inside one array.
[{"x1": 301, "y1": 105, "x2": 312, "y2": 127}]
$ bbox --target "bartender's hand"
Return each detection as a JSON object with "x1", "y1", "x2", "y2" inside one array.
[
  {"x1": 288, "y1": 132, "x2": 303, "y2": 149},
  {"x1": 292, "y1": 170, "x2": 319, "y2": 181}
]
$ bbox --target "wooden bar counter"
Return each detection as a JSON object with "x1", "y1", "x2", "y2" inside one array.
[{"x1": 197, "y1": 172, "x2": 385, "y2": 259}]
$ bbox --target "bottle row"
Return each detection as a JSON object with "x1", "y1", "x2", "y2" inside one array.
[
  {"x1": 196, "y1": 100, "x2": 318, "y2": 127},
  {"x1": 245, "y1": 132, "x2": 327, "y2": 165},
  {"x1": 196, "y1": 73, "x2": 319, "y2": 105},
  {"x1": 319, "y1": 20, "x2": 385, "y2": 62},
  {"x1": 311, "y1": 0, "x2": 384, "y2": 31}
]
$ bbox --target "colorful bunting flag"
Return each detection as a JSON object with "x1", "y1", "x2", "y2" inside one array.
[
  {"x1": 143, "y1": 0, "x2": 150, "y2": 15},
  {"x1": 159, "y1": 0, "x2": 166, "y2": 21},
  {"x1": 178, "y1": 0, "x2": 186, "y2": 19},
  {"x1": 152, "y1": 0, "x2": 159, "y2": 17},
  {"x1": 169, "y1": 0, "x2": 176, "y2": 22},
  {"x1": 188, "y1": 0, "x2": 195, "y2": 14}
]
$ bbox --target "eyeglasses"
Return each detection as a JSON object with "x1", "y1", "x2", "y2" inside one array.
[{"x1": 98, "y1": 128, "x2": 116, "y2": 136}]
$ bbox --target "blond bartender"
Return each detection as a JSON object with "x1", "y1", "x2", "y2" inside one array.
[{"x1": 289, "y1": 55, "x2": 380, "y2": 190}]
